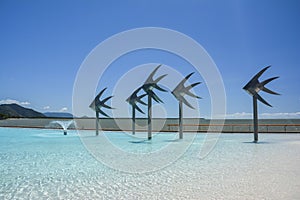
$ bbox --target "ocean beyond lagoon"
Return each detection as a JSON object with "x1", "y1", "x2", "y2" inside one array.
[{"x1": 1, "y1": 127, "x2": 299, "y2": 199}]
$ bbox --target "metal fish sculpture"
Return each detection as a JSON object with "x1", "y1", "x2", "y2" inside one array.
[
  {"x1": 89, "y1": 88, "x2": 114, "y2": 135},
  {"x1": 142, "y1": 64, "x2": 167, "y2": 103},
  {"x1": 126, "y1": 87, "x2": 147, "y2": 134},
  {"x1": 172, "y1": 72, "x2": 201, "y2": 139},
  {"x1": 141, "y1": 65, "x2": 167, "y2": 140},
  {"x1": 243, "y1": 66, "x2": 279, "y2": 107},
  {"x1": 243, "y1": 66, "x2": 279, "y2": 142}
]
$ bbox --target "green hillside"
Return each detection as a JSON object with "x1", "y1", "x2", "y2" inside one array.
[{"x1": 0, "y1": 104, "x2": 45, "y2": 119}]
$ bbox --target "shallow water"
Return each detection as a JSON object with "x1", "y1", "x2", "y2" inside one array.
[{"x1": 0, "y1": 128, "x2": 299, "y2": 199}]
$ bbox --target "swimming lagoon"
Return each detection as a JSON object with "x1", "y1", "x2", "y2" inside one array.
[{"x1": 0, "y1": 127, "x2": 299, "y2": 199}]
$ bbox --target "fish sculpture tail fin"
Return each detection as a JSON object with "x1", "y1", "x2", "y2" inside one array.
[
  {"x1": 134, "y1": 105, "x2": 145, "y2": 114},
  {"x1": 260, "y1": 77, "x2": 280, "y2": 95},
  {"x1": 255, "y1": 93, "x2": 272, "y2": 107},
  {"x1": 99, "y1": 109, "x2": 110, "y2": 118}
]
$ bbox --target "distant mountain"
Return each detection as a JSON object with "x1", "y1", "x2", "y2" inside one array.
[
  {"x1": 43, "y1": 112, "x2": 73, "y2": 118},
  {"x1": 0, "y1": 104, "x2": 45, "y2": 118}
]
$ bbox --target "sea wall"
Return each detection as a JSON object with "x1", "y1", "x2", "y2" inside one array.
[{"x1": 0, "y1": 118, "x2": 299, "y2": 133}]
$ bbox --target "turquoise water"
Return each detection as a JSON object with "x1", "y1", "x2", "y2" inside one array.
[{"x1": 0, "y1": 127, "x2": 300, "y2": 199}]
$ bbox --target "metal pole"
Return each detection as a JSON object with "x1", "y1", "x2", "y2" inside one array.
[
  {"x1": 253, "y1": 96, "x2": 258, "y2": 142},
  {"x1": 179, "y1": 101, "x2": 183, "y2": 139},
  {"x1": 148, "y1": 95, "x2": 152, "y2": 140},
  {"x1": 96, "y1": 111, "x2": 99, "y2": 136},
  {"x1": 132, "y1": 106, "x2": 135, "y2": 135}
]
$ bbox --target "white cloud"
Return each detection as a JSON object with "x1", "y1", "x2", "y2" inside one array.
[
  {"x1": 59, "y1": 107, "x2": 68, "y2": 112},
  {"x1": 226, "y1": 112, "x2": 253, "y2": 118},
  {"x1": 0, "y1": 99, "x2": 30, "y2": 106},
  {"x1": 43, "y1": 106, "x2": 50, "y2": 110},
  {"x1": 261, "y1": 112, "x2": 300, "y2": 118},
  {"x1": 225, "y1": 112, "x2": 300, "y2": 119}
]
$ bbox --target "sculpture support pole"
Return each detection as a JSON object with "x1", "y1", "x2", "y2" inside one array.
[
  {"x1": 179, "y1": 101, "x2": 183, "y2": 139},
  {"x1": 132, "y1": 106, "x2": 135, "y2": 135},
  {"x1": 96, "y1": 111, "x2": 99, "y2": 136},
  {"x1": 253, "y1": 96, "x2": 258, "y2": 142},
  {"x1": 148, "y1": 95, "x2": 152, "y2": 140}
]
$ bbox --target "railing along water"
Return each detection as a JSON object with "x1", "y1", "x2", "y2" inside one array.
[{"x1": 167, "y1": 124, "x2": 300, "y2": 133}]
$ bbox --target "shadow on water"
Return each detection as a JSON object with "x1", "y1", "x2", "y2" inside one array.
[
  {"x1": 242, "y1": 141, "x2": 273, "y2": 144},
  {"x1": 79, "y1": 135, "x2": 100, "y2": 139},
  {"x1": 164, "y1": 139, "x2": 181, "y2": 143},
  {"x1": 129, "y1": 140, "x2": 150, "y2": 144}
]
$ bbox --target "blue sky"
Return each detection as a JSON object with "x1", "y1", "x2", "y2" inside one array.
[{"x1": 0, "y1": 0, "x2": 299, "y2": 118}]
